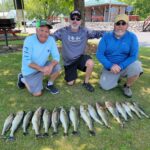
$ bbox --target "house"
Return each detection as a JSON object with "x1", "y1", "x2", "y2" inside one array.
[{"x1": 85, "y1": 0, "x2": 128, "y2": 22}]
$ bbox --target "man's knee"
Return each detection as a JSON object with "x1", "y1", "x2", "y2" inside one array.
[
  {"x1": 86, "y1": 59, "x2": 94, "y2": 68},
  {"x1": 32, "y1": 91, "x2": 42, "y2": 97}
]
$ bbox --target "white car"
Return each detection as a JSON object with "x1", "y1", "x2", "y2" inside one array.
[{"x1": 26, "y1": 20, "x2": 36, "y2": 27}]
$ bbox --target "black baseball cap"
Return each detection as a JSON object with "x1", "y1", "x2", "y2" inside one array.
[
  {"x1": 70, "y1": 10, "x2": 81, "y2": 19},
  {"x1": 36, "y1": 20, "x2": 53, "y2": 29}
]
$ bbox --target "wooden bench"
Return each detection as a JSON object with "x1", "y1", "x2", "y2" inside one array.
[{"x1": 0, "y1": 29, "x2": 21, "y2": 37}]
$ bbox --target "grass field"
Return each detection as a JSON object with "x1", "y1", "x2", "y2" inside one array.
[{"x1": 0, "y1": 47, "x2": 150, "y2": 150}]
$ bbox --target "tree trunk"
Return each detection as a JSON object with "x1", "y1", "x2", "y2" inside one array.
[{"x1": 74, "y1": 0, "x2": 85, "y2": 26}]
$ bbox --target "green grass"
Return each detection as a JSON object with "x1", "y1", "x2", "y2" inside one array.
[{"x1": 0, "y1": 47, "x2": 150, "y2": 150}]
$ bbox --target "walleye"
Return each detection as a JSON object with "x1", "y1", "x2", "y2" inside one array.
[
  {"x1": 105, "y1": 101, "x2": 124, "y2": 127},
  {"x1": 22, "y1": 111, "x2": 33, "y2": 135},
  {"x1": 88, "y1": 104, "x2": 103, "y2": 125},
  {"x1": 126, "y1": 102, "x2": 141, "y2": 119},
  {"x1": 69, "y1": 106, "x2": 79, "y2": 135},
  {"x1": 32, "y1": 107, "x2": 43, "y2": 138},
  {"x1": 133, "y1": 102, "x2": 149, "y2": 118},
  {"x1": 80, "y1": 105, "x2": 95, "y2": 136},
  {"x1": 8, "y1": 111, "x2": 24, "y2": 141},
  {"x1": 116, "y1": 102, "x2": 128, "y2": 121},
  {"x1": 96, "y1": 102, "x2": 111, "y2": 128},
  {"x1": 42, "y1": 109, "x2": 51, "y2": 137},
  {"x1": 1, "y1": 113, "x2": 14, "y2": 137},
  {"x1": 122, "y1": 102, "x2": 133, "y2": 119},
  {"x1": 60, "y1": 107, "x2": 69, "y2": 136},
  {"x1": 51, "y1": 107, "x2": 59, "y2": 135}
]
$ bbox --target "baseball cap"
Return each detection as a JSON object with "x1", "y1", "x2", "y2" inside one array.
[
  {"x1": 36, "y1": 20, "x2": 52, "y2": 29},
  {"x1": 70, "y1": 10, "x2": 81, "y2": 19},
  {"x1": 114, "y1": 14, "x2": 129, "y2": 23}
]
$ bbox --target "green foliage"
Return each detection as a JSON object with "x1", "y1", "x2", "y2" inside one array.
[
  {"x1": 0, "y1": 0, "x2": 14, "y2": 12},
  {"x1": 24, "y1": 0, "x2": 74, "y2": 20},
  {"x1": 119, "y1": 0, "x2": 150, "y2": 19},
  {"x1": 0, "y1": 47, "x2": 150, "y2": 150}
]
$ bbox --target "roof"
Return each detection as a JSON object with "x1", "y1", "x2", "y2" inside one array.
[{"x1": 85, "y1": 0, "x2": 127, "y2": 7}]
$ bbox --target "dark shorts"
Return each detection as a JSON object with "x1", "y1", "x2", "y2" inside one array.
[{"x1": 64, "y1": 55, "x2": 92, "y2": 82}]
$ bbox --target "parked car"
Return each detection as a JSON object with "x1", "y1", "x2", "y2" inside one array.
[{"x1": 26, "y1": 20, "x2": 36, "y2": 27}]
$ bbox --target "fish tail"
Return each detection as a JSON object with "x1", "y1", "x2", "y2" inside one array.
[{"x1": 89, "y1": 130, "x2": 95, "y2": 136}]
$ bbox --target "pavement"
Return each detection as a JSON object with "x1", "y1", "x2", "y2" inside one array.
[{"x1": 23, "y1": 27, "x2": 150, "y2": 47}]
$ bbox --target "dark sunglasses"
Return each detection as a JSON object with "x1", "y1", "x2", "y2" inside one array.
[
  {"x1": 115, "y1": 21, "x2": 127, "y2": 26},
  {"x1": 71, "y1": 17, "x2": 81, "y2": 21}
]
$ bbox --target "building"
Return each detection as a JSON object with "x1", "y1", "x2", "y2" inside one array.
[{"x1": 85, "y1": 0, "x2": 128, "y2": 22}]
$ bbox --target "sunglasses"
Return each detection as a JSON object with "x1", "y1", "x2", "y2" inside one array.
[
  {"x1": 115, "y1": 21, "x2": 127, "y2": 26},
  {"x1": 71, "y1": 17, "x2": 81, "y2": 21}
]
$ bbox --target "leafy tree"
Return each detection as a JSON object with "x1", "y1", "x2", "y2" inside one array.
[{"x1": 119, "y1": 0, "x2": 150, "y2": 19}]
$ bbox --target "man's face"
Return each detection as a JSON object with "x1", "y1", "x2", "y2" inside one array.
[
  {"x1": 114, "y1": 20, "x2": 128, "y2": 37},
  {"x1": 36, "y1": 26, "x2": 50, "y2": 43},
  {"x1": 69, "y1": 15, "x2": 81, "y2": 30}
]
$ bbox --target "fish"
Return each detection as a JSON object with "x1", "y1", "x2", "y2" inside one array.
[
  {"x1": 60, "y1": 107, "x2": 69, "y2": 136},
  {"x1": 105, "y1": 101, "x2": 124, "y2": 127},
  {"x1": 95, "y1": 102, "x2": 111, "y2": 128},
  {"x1": 8, "y1": 111, "x2": 24, "y2": 141},
  {"x1": 88, "y1": 104, "x2": 103, "y2": 125},
  {"x1": 51, "y1": 107, "x2": 59, "y2": 135},
  {"x1": 133, "y1": 102, "x2": 149, "y2": 118},
  {"x1": 69, "y1": 106, "x2": 79, "y2": 135},
  {"x1": 31, "y1": 107, "x2": 43, "y2": 138},
  {"x1": 1, "y1": 113, "x2": 14, "y2": 138},
  {"x1": 22, "y1": 111, "x2": 33, "y2": 135},
  {"x1": 42, "y1": 109, "x2": 51, "y2": 137},
  {"x1": 126, "y1": 102, "x2": 141, "y2": 119},
  {"x1": 116, "y1": 102, "x2": 128, "y2": 121},
  {"x1": 122, "y1": 102, "x2": 134, "y2": 119},
  {"x1": 80, "y1": 105, "x2": 95, "y2": 136}
]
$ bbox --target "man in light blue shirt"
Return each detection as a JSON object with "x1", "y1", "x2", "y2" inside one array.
[
  {"x1": 96, "y1": 14, "x2": 143, "y2": 97},
  {"x1": 17, "y1": 21, "x2": 61, "y2": 96}
]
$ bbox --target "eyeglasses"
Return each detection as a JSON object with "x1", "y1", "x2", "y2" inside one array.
[
  {"x1": 71, "y1": 17, "x2": 81, "y2": 21},
  {"x1": 115, "y1": 21, "x2": 127, "y2": 26}
]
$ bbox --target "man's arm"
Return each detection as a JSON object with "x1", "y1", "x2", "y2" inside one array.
[
  {"x1": 96, "y1": 35, "x2": 113, "y2": 70},
  {"x1": 119, "y1": 35, "x2": 139, "y2": 70}
]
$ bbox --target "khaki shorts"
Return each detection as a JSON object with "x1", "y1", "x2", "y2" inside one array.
[
  {"x1": 99, "y1": 60, "x2": 143, "y2": 90},
  {"x1": 24, "y1": 62, "x2": 61, "y2": 94}
]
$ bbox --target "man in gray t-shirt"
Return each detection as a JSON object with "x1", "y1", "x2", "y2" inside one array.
[{"x1": 53, "y1": 10, "x2": 104, "y2": 92}]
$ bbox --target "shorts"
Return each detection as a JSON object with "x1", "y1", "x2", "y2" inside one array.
[
  {"x1": 23, "y1": 62, "x2": 61, "y2": 94},
  {"x1": 99, "y1": 60, "x2": 143, "y2": 90},
  {"x1": 64, "y1": 55, "x2": 92, "y2": 82}
]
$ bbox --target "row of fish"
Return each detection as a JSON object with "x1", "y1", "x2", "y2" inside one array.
[{"x1": 1, "y1": 101, "x2": 149, "y2": 141}]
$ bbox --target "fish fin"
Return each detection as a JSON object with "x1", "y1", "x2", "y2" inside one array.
[{"x1": 89, "y1": 130, "x2": 95, "y2": 136}]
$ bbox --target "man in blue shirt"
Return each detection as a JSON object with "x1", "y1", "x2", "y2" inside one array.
[
  {"x1": 96, "y1": 14, "x2": 143, "y2": 97},
  {"x1": 17, "y1": 21, "x2": 61, "y2": 96}
]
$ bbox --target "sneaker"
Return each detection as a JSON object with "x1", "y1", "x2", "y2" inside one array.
[
  {"x1": 82, "y1": 82, "x2": 94, "y2": 92},
  {"x1": 17, "y1": 73, "x2": 25, "y2": 89},
  {"x1": 46, "y1": 85, "x2": 59, "y2": 94},
  {"x1": 123, "y1": 84, "x2": 132, "y2": 98}
]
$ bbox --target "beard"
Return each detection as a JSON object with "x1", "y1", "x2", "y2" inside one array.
[{"x1": 114, "y1": 30, "x2": 126, "y2": 38}]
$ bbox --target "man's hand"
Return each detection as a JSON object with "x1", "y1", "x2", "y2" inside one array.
[
  {"x1": 42, "y1": 65, "x2": 53, "y2": 76},
  {"x1": 110, "y1": 64, "x2": 121, "y2": 74}
]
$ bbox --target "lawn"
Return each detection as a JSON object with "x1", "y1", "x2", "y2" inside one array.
[{"x1": 0, "y1": 47, "x2": 150, "y2": 150}]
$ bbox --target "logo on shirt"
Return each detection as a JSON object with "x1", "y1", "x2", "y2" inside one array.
[{"x1": 68, "y1": 35, "x2": 81, "y2": 43}]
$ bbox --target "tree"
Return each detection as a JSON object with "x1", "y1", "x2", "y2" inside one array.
[
  {"x1": 119, "y1": 0, "x2": 150, "y2": 19},
  {"x1": 74, "y1": 0, "x2": 85, "y2": 26}
]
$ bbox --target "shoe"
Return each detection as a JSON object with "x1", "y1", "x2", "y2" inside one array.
[
  {"x1": 46, "y1": 84, "x2": 59, "y2": 94},
  {"x1": 123, "y1": 84, "x2": 132, "y2": 98},
  {"x1": 82, "y1": 82, "x2": 94, "y2": 92},
  {"x1": 17, "y1": 73, "x2": 25, "y2": 89}
]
